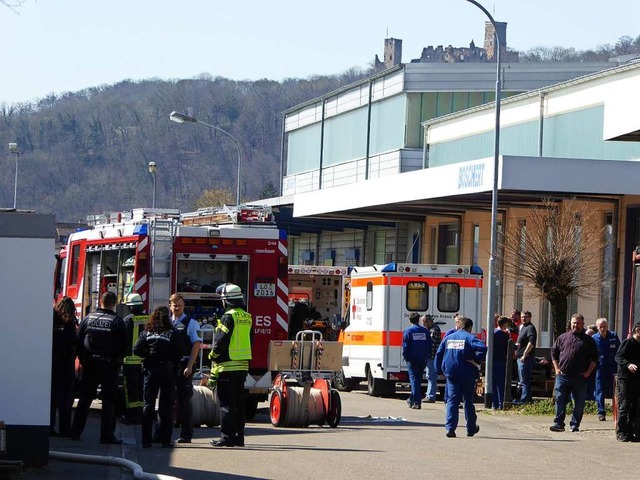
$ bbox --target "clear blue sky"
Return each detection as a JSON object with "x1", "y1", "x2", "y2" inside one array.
[{"x1": 2, "y1": 0, "x2": 639, "y2": 105}]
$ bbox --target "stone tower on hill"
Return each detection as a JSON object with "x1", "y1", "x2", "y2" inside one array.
[{"x1": 374, "y1": 20, "x2": 515, "y2": 71}]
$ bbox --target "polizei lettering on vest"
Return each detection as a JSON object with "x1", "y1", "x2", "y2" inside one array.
[{"x1": 457, "y1": 163, "x2": 485, "y2": 189}]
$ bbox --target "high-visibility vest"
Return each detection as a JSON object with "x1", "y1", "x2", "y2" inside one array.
[{"x1": 212, "y1": 308, "x2": 252, "y2": 373}]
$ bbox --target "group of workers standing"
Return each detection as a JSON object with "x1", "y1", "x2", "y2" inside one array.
[
  {"x1": 49, "y1": 283, "x2": 253, "y2": 448},
  {"x1": 402, "y1": 308, "x2": 640, "y2": 442}
]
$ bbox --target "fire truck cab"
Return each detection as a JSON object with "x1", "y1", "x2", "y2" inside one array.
[
  {"x1": 337, "y1": 262, "x2": 483, "y2": 396},
  {"x1": 55, "y1": 205, "x2": 289, "y2": 407}
]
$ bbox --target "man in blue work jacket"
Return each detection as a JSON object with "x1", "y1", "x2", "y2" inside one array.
[
  {"x1": 402, "y1": 312, "x2": 431, "y2": 409},
  {"x1": 593, "y1": 317, "x2": 620, "y2": 421},
  {"x1": 435, "y1": 317, "x2": 487, "y2": 438}
]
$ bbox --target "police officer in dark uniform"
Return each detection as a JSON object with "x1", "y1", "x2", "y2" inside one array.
[
  {"x1": 169, "y1": 293, "x2": 202, "y2": 444},
  {"x1": 209, "y1": 283, "x2": 253, "y2": 448},
  {"x1": 70, "y1": 291, "x2": 129, "y2": 443},
  {"x1": 133, "y1": 306, "x2": 181, "y2": 448}
]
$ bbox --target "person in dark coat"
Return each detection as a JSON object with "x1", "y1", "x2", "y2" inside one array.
[
  {"x1": 549, "y1": 313, "x2": 597, "y2": 433},
  {"x1": 492, "y1": 316, "x2": 511, "y2": 410},
  {"x1": 50, "y1": 296, "x2": 77, "y2": 437},
  {"x1": 615, "y1": 321, "x2": 640, "y2": 442},
  {"x1": 133, "y1": 306, "x2": 181, "y2": 448}
]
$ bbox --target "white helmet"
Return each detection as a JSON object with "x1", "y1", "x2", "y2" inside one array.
[
  {"x1": 125, "y1": 293, "x2": 143, "y2": 305},
  {"x1": 216, "y1": 283, "x2": 244, "y2": 300}
]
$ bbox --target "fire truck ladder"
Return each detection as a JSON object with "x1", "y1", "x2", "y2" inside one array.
[{"x1": 148, "y1": 217, "x2": 177, "y2": 311}]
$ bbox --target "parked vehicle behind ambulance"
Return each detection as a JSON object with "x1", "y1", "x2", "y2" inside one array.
[
  {"x1": 287, "y1": 265, "x2": 350, "y2": 340},
  {"x1": 334, "y1": 262, "x2": 483, "y2": 396}
]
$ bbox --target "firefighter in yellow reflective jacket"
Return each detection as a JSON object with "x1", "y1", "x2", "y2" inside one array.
[{"x1": 208, "y1": 283, "x2": 252, "y2": 448}]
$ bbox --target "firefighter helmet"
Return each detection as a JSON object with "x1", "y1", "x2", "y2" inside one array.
[
  {"x1": 216, "y1": 283, "x2": 243, "y2": 300},
  {"x1": 125, "y1": 293, "x2": 143, "y2": 305}
]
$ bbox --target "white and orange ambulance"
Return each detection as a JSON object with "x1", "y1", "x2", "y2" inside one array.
[{"x1": 336, "y1": 262, "x2": 483, "y2": 396}]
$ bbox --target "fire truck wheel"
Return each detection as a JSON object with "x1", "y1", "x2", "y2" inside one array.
[
  {"x1": 327, "y1": 390, "x2": 341, "y2": 428},
  {"x1": 333, "y1": 369, "x2": 356, "y2": 392},
  {"x1": 269, "y1": 389, "x2": 286, "y2": 427}
]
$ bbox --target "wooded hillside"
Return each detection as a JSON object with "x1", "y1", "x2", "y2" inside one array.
[
  {"x1": 2, "y1": 32, "x2": 639, "y2": 223},
  {"x1": 0, "y1": 69, "x2": 367, "y2": 222}
]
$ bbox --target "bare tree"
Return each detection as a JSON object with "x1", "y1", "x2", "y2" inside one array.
[
  {"x1": 497, "y1": 198, "x2": 609, "y2": 340},
  {"x1": 193, "y1": 188, "x2": 235, "y2": 210},
  {"x1": 615, "y1": 35, "x2": 635, "y2": 55}
]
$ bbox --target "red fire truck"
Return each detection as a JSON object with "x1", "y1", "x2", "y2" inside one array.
[{"x1": 54, "y1": 205, "x2": 289, "y2": 407}]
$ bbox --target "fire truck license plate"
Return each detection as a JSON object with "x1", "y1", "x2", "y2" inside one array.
[{"x1": 254, "y1": 283, "x2": 275, "y2": 297}]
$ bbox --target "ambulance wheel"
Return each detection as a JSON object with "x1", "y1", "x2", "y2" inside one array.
[
  {"x1": 327, "y1": 390, "x2": 341, "y2": 428},
  {"x1": 367, "y1": 369, "x2": 388, "y2": 397},
  {"x1": 270, "y1": 389, "x2": 286, "y2": 427},
  {"x1": 333, "y1": 369, "x2": 356, "y2": 392}
]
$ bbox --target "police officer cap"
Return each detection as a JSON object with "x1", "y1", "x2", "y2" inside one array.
[
  {"x1": 216, "y1": 283, "x2": 244, "y2": 300},
  {"x1": 125, "y1": 293, "x2": 143, "y2": 305}
]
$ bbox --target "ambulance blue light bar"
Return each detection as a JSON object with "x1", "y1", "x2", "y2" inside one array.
[
  {"x1": 381, "y1": 263, "x2": 397, "y2": 272},
  {"x1": 470, "y1": 265, "x2": 483, "y2": 275}
]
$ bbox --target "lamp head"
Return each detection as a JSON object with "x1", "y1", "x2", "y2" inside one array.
[
  {"x1": 169, "y1": 111, "x2": 198, "y2": 124},
  {"x1": 8, "y1": 142, "x2": 18, "y2": 153},
  {"x1": 148, "y1": 161, "x2": 157, "y2": 174}
]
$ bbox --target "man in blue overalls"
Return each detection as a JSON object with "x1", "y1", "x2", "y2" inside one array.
[
  {"x1": 592, "y1": 317, "x2": 620, "y2": 421},
  {"x1": 435, "y1": 317, "x2": 487, "y2": 438},
  {"x1": 402, "y1": 312, "x2": 431, "y2": 409}
]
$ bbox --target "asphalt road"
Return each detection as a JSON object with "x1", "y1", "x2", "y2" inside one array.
[{"x1": 109, "y1": 388, "x2": 632, "y2": 480}]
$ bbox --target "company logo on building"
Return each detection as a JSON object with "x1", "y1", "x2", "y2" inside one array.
[{"x1": 457, "y1": 163, "x2": 485, "y2": 189}]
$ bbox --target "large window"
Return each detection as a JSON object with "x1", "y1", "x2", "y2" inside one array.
[
  {"x1": 286, "y1": 123, "x2": 322, "y2": 175},
  {"x1": 434, "y1": 223, "x2": 459, "y2": 264},
  {"x1": 471, "y1": 224, "x2": 480, "y2": 266},
  {"x1": 438, "y1": 282, "x2": 460, "y2": 313},
  {"x1": 323, "y1": 107, "x2": 368, "y2": 167},
  {"x1": 515, "y1": 219, "x2": 526, "y2": 310},
  {"x1": 369, "y1": 95, "x2": 406, "y2": 155},
  {"x1": 374, "y1": 230, "x2": 387, "y2": 264},
  {"x1": 406, "y1": 281, "x2": 428, "y2": 311},
  {"x1": 599, "y1": 212, "x2": 614, "y2": 320},
  {"x1": 70, "y1": 244, "x2": 81, "y2": 285}
]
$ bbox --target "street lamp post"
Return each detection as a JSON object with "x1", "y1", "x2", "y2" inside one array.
[
  {"x1": 169, "y1": 111, "x2": 242, "y2": 206},
  {"x1": 465, "y1": 0, "x2": 503, "y2": 408},
  {"x1": 148, "y1": 161, "x2": 157, "y2": 208},
  {"x1": 8, "y1": 142, "x2": 20, "y2": 210}
]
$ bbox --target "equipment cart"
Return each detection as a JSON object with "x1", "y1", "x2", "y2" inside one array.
[{"x1": 268, "y1": 330, "x2": 343, "y2": 428}]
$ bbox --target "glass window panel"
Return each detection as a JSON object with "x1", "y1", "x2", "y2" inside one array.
[
  {"x1": 438, "y1": 282, "x2": 460, "y2": 313},
  {"x1": 472, "y1": 224, "x2": 480, "y2": 265},
  {"x1": 286, "y1": 123, "x2": 322, "y2": 175},
  {"x1": 370, "y1": 95, "x2": 406, "y2": 154},
  {"x1": 70, "y1": 244, "x2": 80, "y2": 285},
  {"x1": 324, "y1": 107, "x2": 368, "y2": 167},
  {"x1": 366, "y1": 281, "x2": 373, "y2": 311},
  {"x1": 406, "y1": 281, "x2": 428, "y2": 311}
]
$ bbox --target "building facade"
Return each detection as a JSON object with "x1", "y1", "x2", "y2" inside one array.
[{"x1": 269, "y1": 56, "x2": 640, "y2": 341}]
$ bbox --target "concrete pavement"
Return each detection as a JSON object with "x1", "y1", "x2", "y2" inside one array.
[{"x1": 13, "y1": 391, "x2": 636, "y2": 480}]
